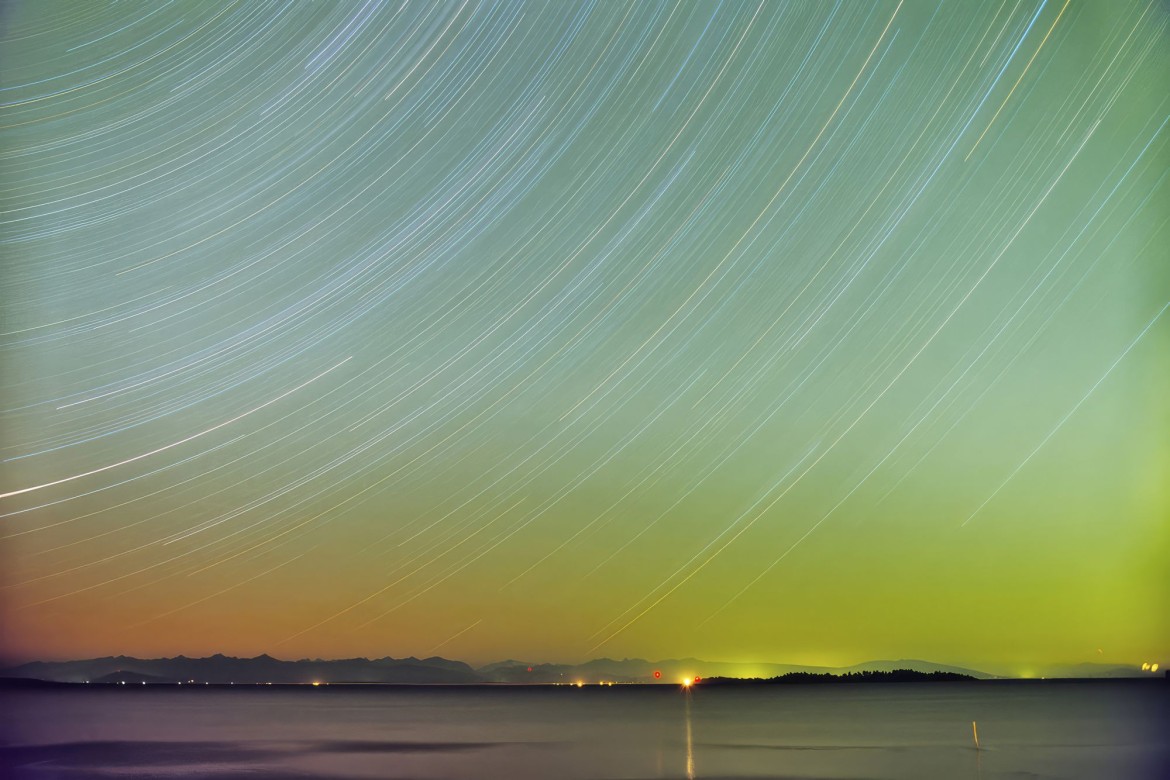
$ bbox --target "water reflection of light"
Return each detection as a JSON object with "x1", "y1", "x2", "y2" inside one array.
[{"x1": 684, "y1": 687, "x2": 695, "y2": 780}]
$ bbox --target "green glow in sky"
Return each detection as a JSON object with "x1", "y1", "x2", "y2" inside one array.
[{"x1": 1, "y1": 1, "x2": 1167, "y2": 676}]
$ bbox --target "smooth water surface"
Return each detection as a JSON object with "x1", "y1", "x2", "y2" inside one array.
[{"x1": 2, "y1": 681, "x2": 1166, "y2": 779}]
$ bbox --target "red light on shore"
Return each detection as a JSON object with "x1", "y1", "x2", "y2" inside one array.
[
  {"x1": 653, "y1": 670, "x2": 661, "y2": 679},
  {"x1": 694, "y1": 677, "x2": 701, "y2": 684},
  {"x1": 527, "y1": 667, "x2": 533, "y2": 672}
]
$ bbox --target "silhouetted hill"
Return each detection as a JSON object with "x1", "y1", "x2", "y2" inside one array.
[
  {"x1": 703, "y1": 669, "x2": 977, "y2": 685},
  {"x1": 0, "y1": 677, "x2": 74, "y2": 688},
  {"x1": 835, "y1": 659, "x2": 993, "y2": 679}
]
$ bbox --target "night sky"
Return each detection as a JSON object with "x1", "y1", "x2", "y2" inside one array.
[{"x1": 2, "y1": 1, "x2": 1167, "y2": 676}]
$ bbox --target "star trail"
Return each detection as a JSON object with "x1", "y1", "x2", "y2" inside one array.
[{"x1": 2, "y1": 1, "x2": 1167, "y2": 674}]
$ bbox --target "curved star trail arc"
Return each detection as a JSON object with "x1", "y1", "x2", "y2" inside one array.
[{"x1": 2, "y1": 1, "x2": 1167, "y2": 672}]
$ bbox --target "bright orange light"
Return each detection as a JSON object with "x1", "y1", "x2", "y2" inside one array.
[
  {"x1": 311, "y1": 681, "x2": 321, "y2": 687},
  {"x1": 681, "y1": 678, "x2": 691, "y2": 687}
]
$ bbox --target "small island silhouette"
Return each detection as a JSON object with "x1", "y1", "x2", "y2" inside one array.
[{"x1": 702, "y1": 669, "x2": 976, "y2": 685}]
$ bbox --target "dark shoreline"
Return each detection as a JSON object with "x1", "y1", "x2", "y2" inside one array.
[{"x1": 2, "y1": 676, "x2": 1162, "y2": 691}]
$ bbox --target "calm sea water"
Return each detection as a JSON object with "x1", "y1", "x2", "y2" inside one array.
[{"x1": 2, "y1": 681, "x2": 1166, "y2": 779}]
